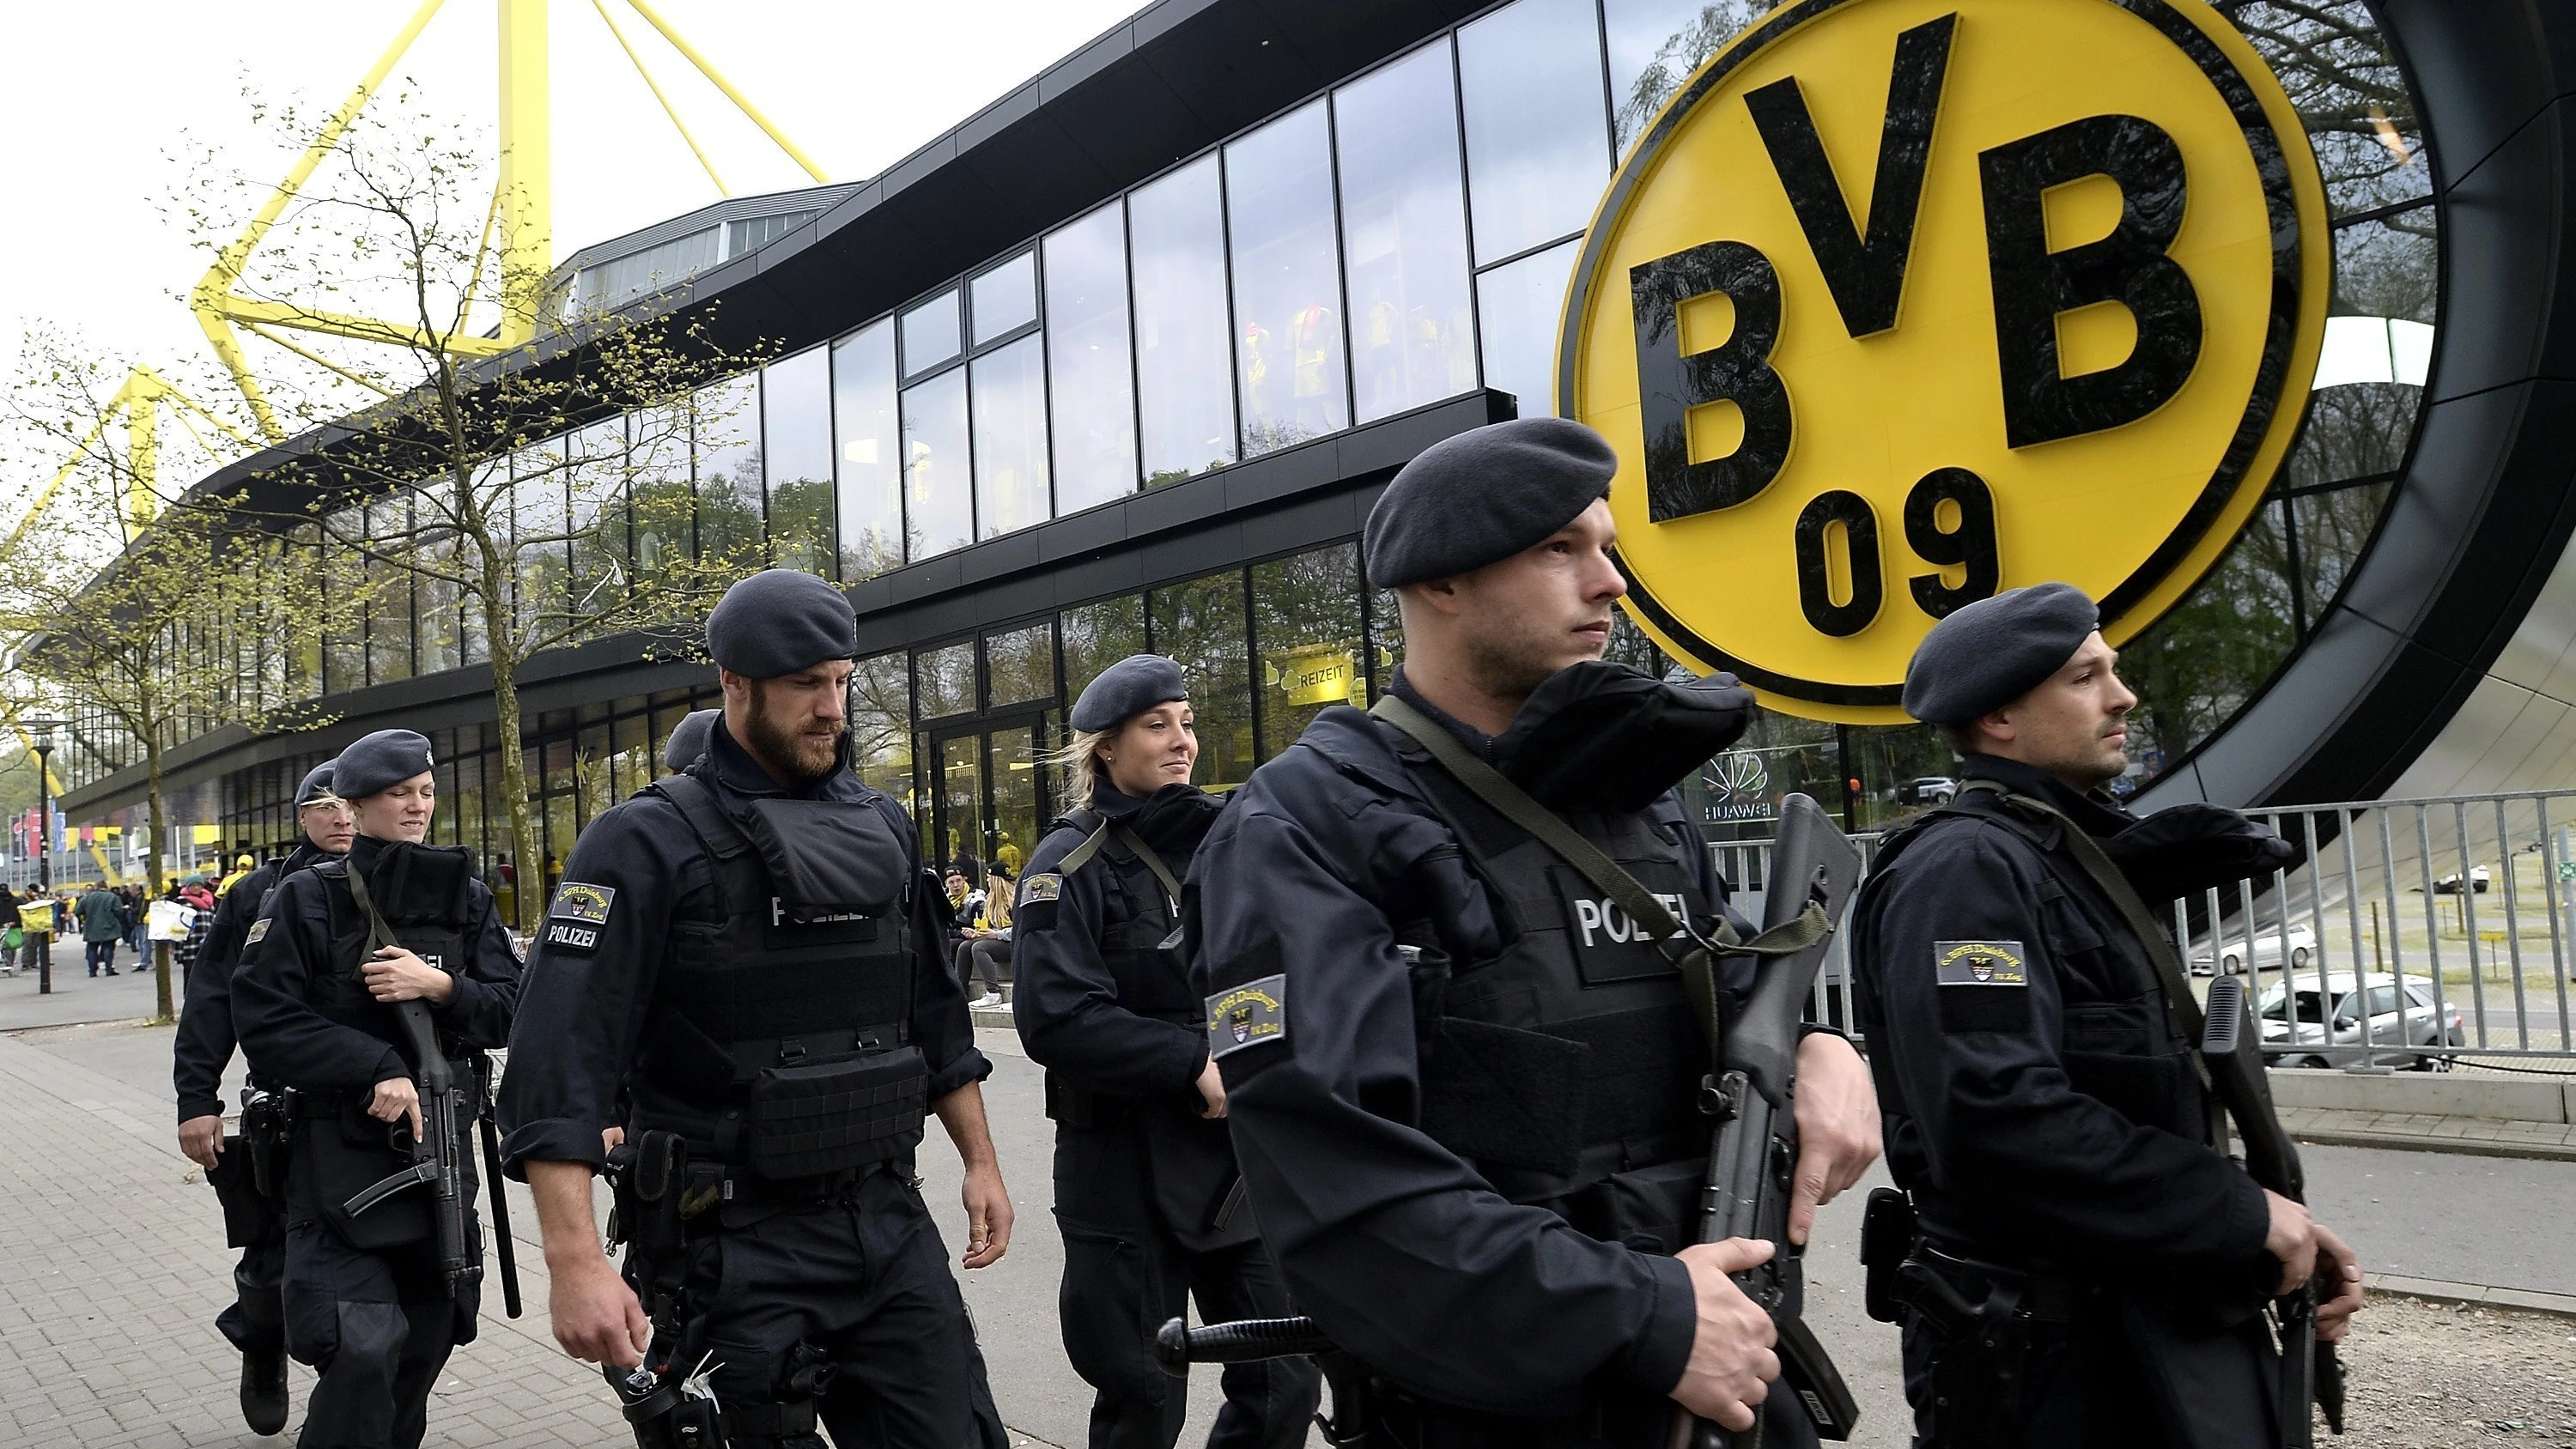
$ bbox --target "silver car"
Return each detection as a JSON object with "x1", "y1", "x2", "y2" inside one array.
[{"x1": 2257, "y1": 972, "x2": 2466, "y2": 1070}]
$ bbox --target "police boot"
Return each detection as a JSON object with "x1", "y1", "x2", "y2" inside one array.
[{"x1": 240, "y1": 1347, "x2": 289, "y2": 1435}]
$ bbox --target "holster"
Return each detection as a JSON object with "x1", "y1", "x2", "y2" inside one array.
[
  {"x1": 243, "y1": 1088, "x2": 293, "y2": 1202},
  {"x1": 608, "y1": 1131, "x2": 696, "y2": 1323},
  {"x1": 1883, "y1": 1230, "x2": 2110, "y2": 1449},
  {"x1": 206, "y1": 1134, "x2": 282, "y2": 1249}
]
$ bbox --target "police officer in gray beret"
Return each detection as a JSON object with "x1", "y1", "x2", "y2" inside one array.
[
  {"x1": 234, "y1": 731, "x2": 521, "y2": 1449},
  {"x1": 1851, "y1": 584, "x2": 2366, "y2": 1446},
  {"x1": 500, "y1": 568, "x2": 1014, "y2": 1449},
  {"x1": 1013, "y1": 656, "x2": 1319, "y2": 1449},
  {"x1": 1189, "y1": 417, "x2": 1882, "y2": 1445},
  {"x1": 175, "y1": 756, "x2": 352, "y2": 1435}
]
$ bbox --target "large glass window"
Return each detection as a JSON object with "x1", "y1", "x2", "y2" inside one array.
[
  {"x1": 694, "y1": 373, "x2": 764, "y2": 569},
  {"x1": 1060, "y1": 597, "x2": 1149, "y2": 708},
  {"x1": 831, "y1": 319, "x2": 904, "y2": 579},
  {"x1": 416, "y1": 519, "x2": 463, "y2": 675},
  {"x1": 1130, "y1": 157, "x2": 1236, "y2": 486},
  {"x1": 902, "y1": 368, "x2": 973, "y2": 560},
  {"x1": 1458, "y1": 0, "x2": 1611, "y2": 265},
  {"x1": 970, "y1": 252, "x2": 1038, "y2": 345},
  {"x1": 902, "y1": 289, "x2": 963, "y2": 377},
  {"x1": 1337, "y1": 42, "x2": 1477, "y2": 425},
  {"x1": 764, "y1": 347, "x2": 835, "y2": 577},
  {"x1": 1474, "y1": 237, "x2": 1583, "y2": 419},
  {"x1": 1044, "y1": 203, "x2": 1139, "y2": 512},
  {"x1": 1604, "y1": 0, "x2": 1758, "y2": 153},
  {"x1": 984, "y1": 622, "x2": 1055, "y2": 708},
  {"x1": 851, "y1": 651, "x2": 917, "y2": 814},
  {"x1": 628, "y1": 405, "x2": 693, "y2": 585},
  {"x1": 915, "y1": 640, "x2": 978, "y2": 720},
  {"x1": 1252, "y1": 544, "x2": 1364, "y2": 759},
  {"x1": 1151, "y1": 572, "x2": 1254, "y2": 791},
  {"x1": 972, "y1": 334, "x2": 1051, "y2": 539},
  {"x1": 1227, "y1": 101, "x2": 1348, "y2": 457},
  {"x1": 366, "y1": 494, "x2": 414, "y2": 684},
  {"x1": 513, "y1": 441, "x2": 569, "y2": 645},
  {"x1": 566, "y1": 417, "x2": 627, "y2": 632}
]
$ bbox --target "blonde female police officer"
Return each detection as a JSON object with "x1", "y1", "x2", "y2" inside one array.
[
  {"x1": 233, "y1": 731, "x2": 523, "y2": 1449},
  {"x1": 1012, "y1": 656, "x2": 1319, "y2": 1449}
]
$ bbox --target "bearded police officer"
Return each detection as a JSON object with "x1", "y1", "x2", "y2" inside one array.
[
  {"x1": 1850, "y1": 585, "x2": 2366, "y2": 1447},
  {"x1": 501, "y1": 568, "x2": 1012, "y2": 1449},
  {"x1": 234, "y1": 731, "x2": 523, "y2": 1449},
  {"x1": 1016, "y1": 655, "x2": 1319, "y2": 1449},
  {"x1": 177, "y1": 758, "x2": 352, "y2": 1436},
  {"x1": 1188, "y1": 417, "x2": 1882, "y2": 1446}
]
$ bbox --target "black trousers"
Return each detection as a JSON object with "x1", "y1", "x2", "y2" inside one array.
[
  {"x1": 1899, "y1": 1296, "x2": 2278, "y2": 1449},
  {"x1": 642, "y1": 1169, "x2": 987, "y2": 1449},
  {"x1": 209, "y1": 1144, "x2": 288, "y2": 1357},
  {"x1": 281, "y1": 1219, "x2": 476, "y2": 1449}
]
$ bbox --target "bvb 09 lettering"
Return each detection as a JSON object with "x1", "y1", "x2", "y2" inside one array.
[{"x1": 1627, "y1": 11, "x2": 2205, "y2": 639}]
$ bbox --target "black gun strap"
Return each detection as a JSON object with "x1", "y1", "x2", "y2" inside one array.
[
  {"x1": 1370, "y1": 694, "x2": 1825, "y2": 1055},
  {"x1": 1055, "y1": 818, "x2": 1186, "y2": 906},
  {"x1": 342, "y1": 860, "x2": 400, "y2": 962},
  {"x1": 1956, "y1": 783, "x2": 2226, "y2": 1139}
]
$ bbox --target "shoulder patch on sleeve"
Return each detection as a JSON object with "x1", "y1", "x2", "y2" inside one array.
[
  {"x1": 1206, "y1": 973, "x2": 1288, "y2": 1059},
  {"x1": 1936, "y1": 941, "x2": 2026, "y2": 986},
  {"x1": 244, "y1": 918, "x2": 270, "y2": 946},
  {"x1": 542, "y1": 920, "x2": 602, "y2": 955},
  {"x1": 1019, "y1": 874, "x2": 1060, "y2": 906},
  {"x1": 550, "y1": 882, "x2": 616, "y2": 925},
  {"x1": 1016, "y1": 873, "x2": 1062, "y2": 931}
]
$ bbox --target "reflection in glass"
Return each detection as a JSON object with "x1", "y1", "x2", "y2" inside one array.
[
  {"x1": 1252, "y1": 545, "x2": 1364, "y2": 759},
  {"x1": 987, "y1": 725, "x2": 1040, "y2": 882},
  {"x1": 626, "y1": 407, "x2": 694, "y2": 622},
  {"x1": 1475, "y1": 238, "x2": 1583, "y2": 418},
  {"x1": 902, "y1": 368, "x2": 973, "y2": 560},
  {"x1": 1459, "y1": 0, "x2": 1611, "y2": 264},
  {"x1": 902, "y1": 289, "x2": 963, "y2": 376},
  {"x1": 1337, "y1": 43, "x2": 1477, "y2": 424},
  {"x1": 985, "y1": 622, "x2": 1054, "y2": 707},
  {"x1": 2232, "y1": 2, "x2": 2430, "y2": 218},
  {"x1": 694, "y1": 373, "x2": 765, "y2": 570},
  {"x1": 916, "y1": 640, "x2": 978, "y2": 719},
  {"x1": 1227, "y1": 101, "x2": 1347, "y2": 457},
  {"x1": 1603, "y1": 1, "x2": 1763, "y2": 153},
  {"x1": 764, "y1": 346, "x2": 835, "y2": 577},
  {"x1": 1130, "y1": 157, "x2": 1236, "y2": 486},
  {"x1": 1151, "y1": 571, "x2": 1253, "y2": 791},
  {"x1": 566, "y1": 418, "x2": 627, "y2": 637},
  {"x1": 833, "y1": 319, "x2": 904, "y2": 579},
  {"x1": 1044, "y1": 203, "x2": 1139, "y2": 512},
  {"x1": 939, "y1": 734, "x2": 985, "y2": 874},
  {"x1": 1060, "y1": 597, "x2": 1148, "y2": 712},
  {"x1": 971, "y1": 252, "x2": 1039, "y2": 344},
  {"x1": 972, "y1": 334, "x2": 1051, "y2": 539},
  {"x1": 513, "y1": 443, "x2": 569, "y2": 646},
  {"x1": 416, "y1": 521, "x2": 462, "y2": 675},
  {"x1": 323, "y1": 510, "x2": 365, "y2": 690},
  {"x1": 852, "y1": 651, "x2": 917, "y2": 815},
  {"x1": 367, "y1": 493, "x2": 413, "y2": 684},
  {"x1": 2120, "y1": 512, "x2": 2298, "y2": 767}
]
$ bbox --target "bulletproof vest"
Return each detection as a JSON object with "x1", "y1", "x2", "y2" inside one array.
[
  {"x1": 1388, "y1": 726, "x2": 1717, "y2": 1248},
  {"x1": 296, "y1": 846, "x2": 479, "y2": 1250},
  {"x1": 1052, "y1": 809, "x2": 1199, "y2": 1026},
  {"x1": 630, "y1": 774, "x2": 929, "y2": 1180}
]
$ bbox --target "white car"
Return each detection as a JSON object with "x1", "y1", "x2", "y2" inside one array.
[
  {"x1": 2188, "y1": 923, "x2": 2316, "y2": 975},
  {"x1": 2258, "y1": 972, "x2": 2466, "y2": 1070},
  {"x1": 2432, "y1": 866, "x2": 2493, "y2": 894}
]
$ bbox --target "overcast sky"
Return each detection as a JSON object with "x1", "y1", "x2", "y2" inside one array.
[{"x1": 0, "y1": 0, "x2": 1144, "y2": 488}]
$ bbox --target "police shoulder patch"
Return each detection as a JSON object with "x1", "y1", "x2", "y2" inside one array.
[
  {"x1": 551, "y1": 882, "x2": 616, "y2": 926},
  {"x1": 1206, "y1": 973, "x2": 1289, "y2": 1060},
  {"x1": 543, "y1": 920, "x2": 602, "y2": 955},
  {"x1": 1018, "y1": 873, "x2": 1061, "y2": 906},
  {"x1": 244, "y1": 918, "x2": 271, "y2": 946},
  {"x1": 1936, "y1": 940, "x2": 2027, "y2": 986}
]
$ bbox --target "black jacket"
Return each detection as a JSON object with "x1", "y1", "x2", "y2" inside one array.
[{"x1": 173, "y1": 842, "x2": 337, "y2": 1122}]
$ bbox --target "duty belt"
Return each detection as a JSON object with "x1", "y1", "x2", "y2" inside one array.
[{"x1": 1910, "y1": 1240, "x2": 2109, "y2": 1326}]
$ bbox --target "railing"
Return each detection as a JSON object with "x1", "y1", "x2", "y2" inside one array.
[{"x1": 1714, "y1": 787, "x2": 2576, "y2": 1066}]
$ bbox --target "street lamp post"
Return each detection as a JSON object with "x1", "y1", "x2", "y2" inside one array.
[{"x1": 27, "y1": 721, "x2": 59, "y2": 996}]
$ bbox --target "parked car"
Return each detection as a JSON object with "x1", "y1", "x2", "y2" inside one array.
[
  {"x1": 2188, "y1": 923, "x2": 2316, "y2": 975},
  {"x1": 2257, "y1": 972, "x2": 2466, "y2": 1070},
  {"x1": 2432, "y1": 866, "x2": 2493, "y2": 894},
  {"x1": 1901, "y1": 776, "x2": 1957, "y2": 806}
]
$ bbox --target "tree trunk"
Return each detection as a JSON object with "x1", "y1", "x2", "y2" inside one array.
[
  {"x1": 483, "y1": 591, "x2": 543, "y2": 937},
  {"x1": 144, "y1": 736, "x2": 173, "y2": 1023}
]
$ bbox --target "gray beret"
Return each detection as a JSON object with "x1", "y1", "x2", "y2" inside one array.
[
  {"x1": 1072, "y1": 655, "x2": 1188, "y2": 732},
  {"x1": 706, "y1": 568, "x2": 857, "y2": 678},
  {"x1": 333, "y1": 730, "x2": 434, "y2": 800},
  {"x1": 1364, "y1": 417, "x2": 1619, "y2": 588},
  {"x1": 1903, "y1": 583, "x2": 2101, "y2": 724},
  {"x1": 664, "y1": 708, "x2": 720, "y2": 772},
  {"x1": 294, "y1": 760, "x2": 340, "y2": 808}
]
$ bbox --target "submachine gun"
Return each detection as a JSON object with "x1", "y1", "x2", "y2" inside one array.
[{"x1": 2202, "y1": 973, "x2": 2348, "y2": 1446}]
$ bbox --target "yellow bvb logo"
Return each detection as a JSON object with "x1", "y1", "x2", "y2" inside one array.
[{"x1": 1559, "y1": 0, "x2": 2330, "y2": 723}]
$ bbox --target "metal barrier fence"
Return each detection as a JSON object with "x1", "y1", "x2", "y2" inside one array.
[{"x1": 1714, "y1": 787, "x2": 2576, "y2": 1065}]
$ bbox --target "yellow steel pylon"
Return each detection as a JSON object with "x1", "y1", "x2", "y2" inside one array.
[
  {"x1": 0, "y1": 366, "x2": 252, "y2": 567},
  {"x1": 191, "y1": 0, "x2": 833, "y2": 442}
]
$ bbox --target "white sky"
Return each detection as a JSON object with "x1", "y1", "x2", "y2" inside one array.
[{"x1": 0, "y1": 0, "x2": 1145, "y2": 500}]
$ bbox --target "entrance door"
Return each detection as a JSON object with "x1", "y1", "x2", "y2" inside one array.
[{"x1": 928, "y1": 716, "x2": 1049, "y2": 886}]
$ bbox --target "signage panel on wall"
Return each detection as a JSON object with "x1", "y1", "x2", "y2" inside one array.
[{"x1": 1560, "y1": 0, "x2": 2331, "y2": 723}]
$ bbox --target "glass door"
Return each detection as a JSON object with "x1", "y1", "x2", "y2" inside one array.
[
  {"x1": 933, "y1": 733, "x2": 986, "y2": 877},
  {"x1": 928, "y1": 715, "x2": 1052, "y2": 884},
  {"x1": 987, "y1": 723, "x2": 1040, "y2": 880}
]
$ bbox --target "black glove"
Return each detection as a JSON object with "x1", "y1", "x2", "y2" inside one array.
[
  {"x1": 2099, "y1": 804, "x2": 2300, "y2": 905},
  {"x1": 1494, "y1": 661, "x2": 1758, "y2": 812},
  {"x1": 1131, "y1": 784, "x2": 1223, "y2": 859}
]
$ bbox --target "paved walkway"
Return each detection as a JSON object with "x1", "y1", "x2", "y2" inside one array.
[{"x1": 2283, "y1": 1103, "x2": 2576, "y2": 1161}]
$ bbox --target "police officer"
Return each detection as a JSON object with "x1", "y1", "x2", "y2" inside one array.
[
  {"x1": 233, "y1": 731, "x2": 523, "y2": 1449},
  {"x1": 1189, "y1": 417, "x2": 1882, "y2": 1446},
  {"x1": 1850, "y1": 584, "x2": 2366, "y2": 1447},
  {"x1": 1015, "y1": 655, "x2": 1320, "y2": 1449},
  {"x1": 176, "y1": 759, "x2": 349, "y2": 1436},
  {"x1": 501, "y1": 568, "x2": 1013, "y2": 1449},
  {"x1": 662, "y1": 707, "x2": 720, "y2": 778}
]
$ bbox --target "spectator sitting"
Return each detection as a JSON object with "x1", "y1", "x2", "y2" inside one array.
[{"x1": 953, "y1": 864, "x2": 1015, "y2": 1010}]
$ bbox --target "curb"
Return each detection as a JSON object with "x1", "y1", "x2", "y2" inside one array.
[
  {"x1": 2368, "y1": 1273, "x2": 2576, "y2": 1320},
  {"x1": 2293, "y1": 1127, "x2": 2576, "y2": 1163}
]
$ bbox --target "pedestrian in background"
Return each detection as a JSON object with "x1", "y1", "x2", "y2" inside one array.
[
  {"x1": 77, "y1": 879, "x2": 125, "y2": 977},
  {"x1": 954, "y1": 864, "x2": 1014, "y2": 1009}
]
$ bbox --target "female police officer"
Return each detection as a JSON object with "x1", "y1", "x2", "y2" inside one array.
[
  {"x1": 1013, "y1": 657, "x2": 1319, "y2": 1449},
  {"x1": 234, "y1": 729, "x2": 522, "y2": 1449}
]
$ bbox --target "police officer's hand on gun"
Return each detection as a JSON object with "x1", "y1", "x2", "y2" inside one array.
[
  {"x1": 1787, "y1": 1033, "x2": 1880, "y2": 1246},
  {"x1": 361, "y1": 945, "x2": 454, "y2": 1004},
  {"x1": 2263, "y1": 1189, "x2": 2367, "y2": 1344},
  {"x1": 178, "y1": 1114, "x2": 225, "y2": 1171},
  {"x1": 368, "y1": 1074, "x2": 424, "y2": 1143},
  {"x1": 1669, "y1": 1238, "x2": 1782, "y2": 1431}
]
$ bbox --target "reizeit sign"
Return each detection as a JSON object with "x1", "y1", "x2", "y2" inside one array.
[{"x1": 1560, "y1": 0, "x2": 2330, "y2": 723}]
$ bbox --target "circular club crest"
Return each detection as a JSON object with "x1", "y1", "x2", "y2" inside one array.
[{"x1": 1558, "y1": 0, "x2": 2330, "y2": 723}]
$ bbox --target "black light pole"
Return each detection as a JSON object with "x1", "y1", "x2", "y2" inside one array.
[{"x1": 29, "y1": 721, "x2": 58, "y2": 996}]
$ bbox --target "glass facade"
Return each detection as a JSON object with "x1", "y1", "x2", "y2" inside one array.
[
  {"x1": 831, "y1": 319, "x2": 902, "y2": 579},
  {"x1": 764, "y1": 347, "x2": 835, "y2": 578},
  {"x1": 902, "y1": 367, "x2": 973, "y2": 560},
  {"x1": 1226, "y1": 102, "x2": 1348, "y2": 457},
  {"x1": 1042, "y1": 203, "x2": 1138, "y2": 513},
  {"x1": 1130, "y1": 156, "x2": 1236, "y2": 486},
  {"x1": 1337, "y1": 42, "x2": 1478, "y2": 425},
  {"x1": 971, "y1": 334, "x2": 1050, "y2": 539}
]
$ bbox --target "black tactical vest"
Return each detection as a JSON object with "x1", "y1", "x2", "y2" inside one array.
[
  {"x1": 630, "y1": 774, "x2": 929, "y2": 1180},
  {"x1": 1388, "y1": 728, "x2": 1718, "y2": 1252},
  {"x1": 1054, "y1": 809, "x2": 1199, "y2": 1027}
]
